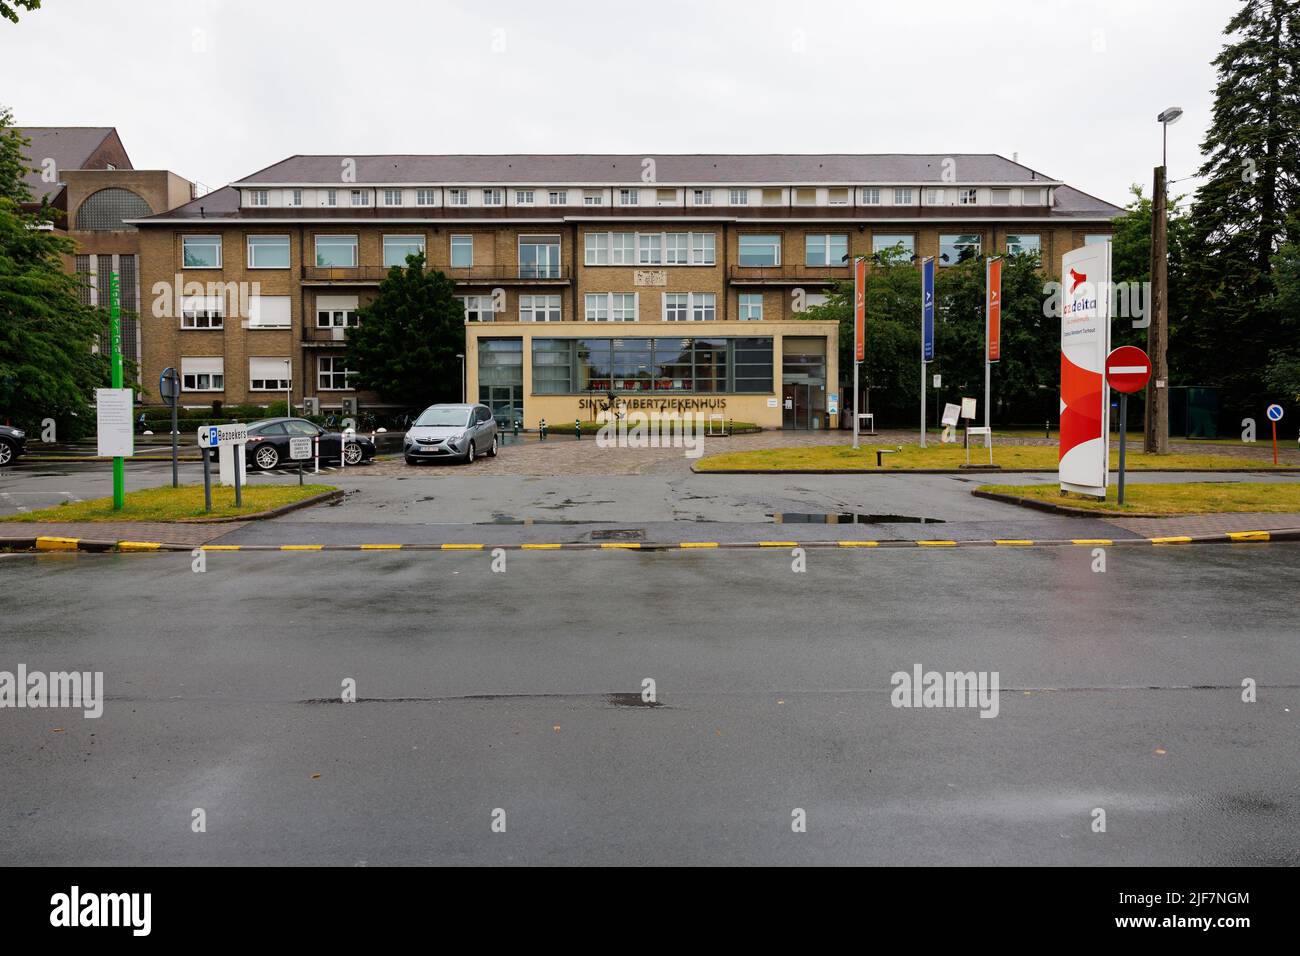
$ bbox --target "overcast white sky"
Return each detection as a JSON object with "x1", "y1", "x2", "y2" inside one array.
[{"x1": 2, "y1": 0, "x2": 1239, "y2": 206}]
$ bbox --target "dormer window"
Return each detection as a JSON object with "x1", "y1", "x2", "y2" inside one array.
[
  {"x1": 350, "y1": 189, "x2": 368, "y2": 207},
  {"x1": 959, "y1": 188, "x2": 978, "y2": 205},
  {"x1": 250, "y1": 190, "x2": 268, "y2": 206},
  {"x1": 483, "y1": 188, "x2": 504, "y2": 206}
]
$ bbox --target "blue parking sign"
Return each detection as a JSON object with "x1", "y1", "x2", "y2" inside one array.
[
  {"x1": 209, "y1": 426, "x2": 218, "y2": 446},
  {"x1": 1266, "y1": 404, "x2": 1283, "y2": 422}
]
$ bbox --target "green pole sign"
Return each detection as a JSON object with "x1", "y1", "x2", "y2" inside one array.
[{"x1": 110, "y1": 272, "x2": 125, "y2": 510}]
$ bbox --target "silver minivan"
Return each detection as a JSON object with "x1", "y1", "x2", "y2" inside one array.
[{"x1": 404, "y1": 403, "x2": 499, "y2": 465}]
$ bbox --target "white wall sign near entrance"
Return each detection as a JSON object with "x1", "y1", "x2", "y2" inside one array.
[
  {"x1": 1059, "y1": 241, "x2": 1113, "y2": 497},
  {"x1": 95, "y1": 388, "x2": 134, "y2": 458},
  {"x1": 289, "y1": 436, "x2": 312, "y2": 460},
  {"x1": 940, "y1": 403, "x2": 961, "y2": 443},
  {"x1": 960, "y1": 397, "x2": 977, "y2": 420},
  {"x1": 196, "y1": 424, "x2": 249, "y2": 448},
  {"x1": 197, "y1": 424, "x2": 249, "y2": 488},
  {"x1": 767, "y1": 398, "x2": 778, "y2": 408}
]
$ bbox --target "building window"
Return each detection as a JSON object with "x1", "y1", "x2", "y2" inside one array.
[
  {"x1": 805, "y1": 234, "x2": 849, "y2": 267},
  {"x1": 516, "y1": 190, "x2": 535, "y2": 205},
  {"x1": 739, "y1": 293, "x2": 763, "y2": 321},
  {"x1": 483, "y1": 188, "x2": 503, "y2": 206},
  {"x1": 619, "y1": 188, "x2": 639, "y2": 206},
  {"x1": 894, "y1": 187, "x2": 913, "y2": 205},
  {"x1": 991, "y1": 188, "x2": 1010, "y2": 204},
  {"x1": 1006, "y1": 234, "x2": 1042, "y2": 257},
  {"x1": 665, "y1": 233, "x2": 689, "y2": 265},
  {"x1": 549, "y1": 190, "x2": 567, "y2": 205},
  {"x1": 181, "y1": 295, "x2": 224, "y2": 329},
  {"x1": 872, "y1": 234, "x2": 916, "y2": 263},
  {"x1": 182, "y1": 235, "x2": 222, "y2": 269},
  {"x1": 661, "y1": 293, "x2": 715, "y2": 322},
  {"x1": 247, "y1": 234, "x2": 290, "y2": 269},
  {"x1": 663, "y1": 293, "x2": 688, "y2": 322},
  {"x1": 828, "y1": 188, "x2": 849, "y2": 206},
  {"x1": 862, "y1": 188, "x2": 881, "y2": 205},
  {"x1": 638, "y1": 233, "x2": 662, "y2": 266},
  {"x1": 318, "y1": 356, "x2": 352, "y2": 391},
  {"x1": 460, "y1": 295, "x2": 496, "y2": 322},
  {"x1": 959, "y1": 188, "x2": 978, "y2": 205},
  {"x1": 1084, "y1": 234, "x2": 1110, "y2": 245},
  {"x1": 692, "y1": 292, "x2": 716, "y2": 321},
  {"x1": 584, "y1": 232, "x2": 609, "y2": 266},
  {"x1": 611, "y1": 233, "x2": 635, "y2": 265},
  {"x1": 583, "y1": 191, "x2": 603, "y2": 206},
  {"x1": 732, "y1": 337, "x2": 774, "y2": 393},
  {"x1": 585, "y1": 292, "x2": 638, "y2": 322},
  {"x1": 939, "y1": 234, "x2": 981, "y2": 267},
  {"x1": 794, "y1": 188, "x2": 816, "y2": 205},
  {"x1": 350, "y1": 189, "x2": 368, "y2": 207},
  {"x1": 383, "y1": 188, "x2": 403, "y2": 206},
  {"x1": 691, "y1": 232, "x2": 715, "y2": 265},
  {"x1": 729, "y1": 188, "x2": 748, "y2": 205},
  {"x1": 250, "y1": 189, "x2": 268, "y2": 206},
  {"x1": 692, "y1": 188, "x2": 712, "y2": 206},
  {"x1": 448, "y1": 189, "x2": 468, "y2": 206},
  {"x1": 324, "y1": 189, "x2": 337, "y2": 207},
  {"x1": 289, "y1": 189, "x2": 303, "y2": 207},
  {"x1": 383, "y1": 234, "x2": 425, "y2": 268},
  {"x1": 181, "y1": 357, "x2": 224, "y2": 391},
  {"x1": 249, "y1": 357, "x2": 291, "y2": 391},
  {"x1": 315, "y1": 235, "x2": 358, "y2": 268},
  {"x1": 248, "y1": 295, "x2": 291, "y2": 328},
  {"x1": 1022, "y1": 187, "x2": 1044, "y2": 205},
  {"x1": 738, "y1": 234, "x2": 781, "y2": 267},
  {"x1": 926, "y1": 188, "x2": 944, "y2": 205},
  {"x1": 656, "y1": 188, "x2": 676, "y2": 203},
  {"x1": 416, "y1": 188, "x2": 436, "y2": 206},
  {"x1": 75, "y1": 187, "x2": 153, "y2": 230},
  {"x1": 519, "y1": 294, "x2": 562, "y2": 322},
  {"x1": 316, "y1": 308, "x2": 358, "y2": 328},
  {"x1": 519, "y1": 235, "x2": 560, "y2": 278},
  {"x1": 450, "y1": 235, "x2": 473, "y2": 268},
  {"x1": 532, "y1": 338, "x2": 575, "y2": 393}
]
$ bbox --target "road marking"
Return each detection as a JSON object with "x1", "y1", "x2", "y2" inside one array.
[
  {"x1": 917, "y1": 540, "x2": 957, "y2": 547},
  {"x1": 1071, "y1": 539, "x2": 1112, "y2": 546},
  {"x1": 679, "y1": 542, "x2": 718, "y2": 548},
  {"x1": 521, "y1": 543, "x2": 562, "y2": 550},
  {"x1": 994, "y1": 539, "x2": 1035, "y2": 546},
  {"x1": 758, "y1": 541, "x2": 798, "y2": 547},
  {"x1": 440, "y1": 543, "x2": 484, "y2": 550},
  {"x1": 280, "y1": 544, "x2": 324, "y2": 551},
  {"x1": 360, "y1": 543, "x2": 402, "y2": 550},
  {"x1": 837, "y1": 540, "x2": 879, "y2": 547},
  {"x1": 35, "y1": 536, "x2": 79, "y2": 551},
  {"x1": 117, "y1": 541, "x2": 161, "y2": 551},
  {"x1": 1149, "y1": 536, "x2": 1193, "y2": 544},
  {"x1": 201, "y1": 545, "x2": 241, "y2": 551},
  {"x1": 599, "y1": 542, "x2": 641, "y2": 549},
  {"x1": 1226, "y1": 530, "x2": 1269, "y2": 542}
]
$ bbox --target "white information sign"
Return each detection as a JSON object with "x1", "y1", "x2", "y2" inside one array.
[
  {"x1": 289, "y1": 437, "x2": 312, "y2": 460},
  {"x1": 1059, "y1": 241, "x2": 1112, "y2": 497},
  {"x1": 95, "y1": 388, "x2": 134, "y2": 458}
]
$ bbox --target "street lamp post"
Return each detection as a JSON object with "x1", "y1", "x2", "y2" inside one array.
[
  {"x1": 1146, "y1": 107, "x2": 1181, "y2": 455},
  {"x1": 284, "y1": 358, "x2": 292, "y2": 418}
]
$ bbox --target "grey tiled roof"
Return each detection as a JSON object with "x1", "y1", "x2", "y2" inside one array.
[{"x1": 14, "y1": 127, "x2": 119, "y2": 198}]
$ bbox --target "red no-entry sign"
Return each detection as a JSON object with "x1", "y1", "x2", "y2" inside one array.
[{"x1": 1105, "y1": 346, "x2": 1152, "y2": 394}]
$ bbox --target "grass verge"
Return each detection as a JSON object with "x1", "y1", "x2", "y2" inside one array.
[
  {"x1": 695, "y1": 443, "x2": 1272, "y2": 472},
  {"x1": 982, "y1": 482, "x2": 1300, "y2": 515},
  {"x1": 0, "y1": 483, "x2": 338, "y2": 522}
]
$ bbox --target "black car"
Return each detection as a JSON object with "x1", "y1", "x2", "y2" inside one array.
[
  {"x1": 243, "y1": 417, "x2": 375, "y2": 470},
  {"x1": 0, "y1": 424, "x2": 26, "y2": 466}
]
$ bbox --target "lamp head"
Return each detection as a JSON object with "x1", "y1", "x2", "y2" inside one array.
[{"x1": 1157, "y1": 107, "x2": 1183, "y2": 125}]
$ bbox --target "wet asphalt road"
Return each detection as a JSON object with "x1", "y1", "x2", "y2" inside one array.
[{"x1": 1, "y1": 545, "x2": 1297, "y2": 865}]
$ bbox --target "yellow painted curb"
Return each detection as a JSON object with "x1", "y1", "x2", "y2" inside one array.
[
  {"x1": 837, "y1": 541, "x2": 879, "y2": 547},
  {"x1": 1226, "y1": 530, "x2": 1269, "y2": 542},
  {"x1": 600, "y1": 542, "x2": 641, "y2": 549},
  {"x1": 201, "y1": 544, "x2": 241, "y2": 551},
  {"x1": 1072, "y1": 539, "x2": 1113, "y2": 546},
  {"x1": 520, "y1": 543, "x2": 562, "y2": 550},
  {"x1": 35, "y1": 536, "x2": 79, "y2": 551},
  {"x1": 758, "y1": 541, "x2": 798, "y2": 547},
  {"x1": 1150, "y1": 536, "x2": 1193, "y2": 545},
  {"x1": 679, "y1": 542, "x2": 719, "y2": 548},
  {"x1": 994, "y1": 539, "x2": 1035, "y2": 546},
  {"x1": 441, "y1": 543, "x2": 485, "y2": 550},
  {"x1": 917, "y1": 540, "x2": 957, "y2": 547},
  {"x1": 117, "y1": 541, "x2": 161, "y2": 552},
  {"x1": 360, "y1": 544, "x2": 402, "y2": 550},
  {"x1": 280, "y1": 544, "x2": 324, "y2": 551}
]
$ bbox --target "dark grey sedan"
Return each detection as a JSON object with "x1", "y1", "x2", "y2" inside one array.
[{"x1": 404, "y1": 403, "x2": 498, "y2": 465}]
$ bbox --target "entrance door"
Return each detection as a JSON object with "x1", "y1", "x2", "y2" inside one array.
[
  {"x1": 783, "y1": 383, "x2": 809, "y2": 429},
  {"x1": 488, "y1": 386, "x2": 517, "y2": 428}
]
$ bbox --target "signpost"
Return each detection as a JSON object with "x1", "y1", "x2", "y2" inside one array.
[
  {"x1": 108, "y1": 272, "x2": 125, "y2": 510},
  {"x1": 1104, "y1": 345, "x2": 1153, "y2": 505},
  {"x1": 159, "y1": 367, "x2": 181, "y2": 488},
  {"x1": 289, "y1": 436, "x2": 311, "y2": 485},
  {"x1": 1267, "y1": 403, "x2": 1284, "y2": 465},
  {"x1": 920, "y1": 256, "x2": 935, "y2": 448},
  {"x1": 985, "y1": 256, "x2": 1002, "y2": 432},
  {"x1": 852, "y1": 257, "x2": 866, "y2": 450},
  {"x1": 197, "y1": 424, "x2": 249, "y2": 508},
  {"x1": 1059, "y1": 242, "x2": 1113, "y2": 498}
]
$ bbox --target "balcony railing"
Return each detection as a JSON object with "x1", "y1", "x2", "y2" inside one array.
[
  {"x1": 301, "y1": 264, "x2": 570, "y2": 284},
  {"x1": 728, "y1": 264, "x2": 848, "y2": 283},
  {"x1": 301, "y1": 323, "x2": 356, "y2": 344}
]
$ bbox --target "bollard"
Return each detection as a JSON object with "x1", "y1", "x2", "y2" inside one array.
[
  {"x1": 575, "y1": 419, "x2": 581, "y2": 440},
  {"x1": 313, "y1": 435, "x2": 319, "y2": 473},
  {"x1": 539, "y1": 418, "x2": 547, "y2": 441},
  {"x1": 728, "y1": 417, "x2": 734, "y2": 437},
  {"x1": 202, "y1": 447, "x2": 212, "y2": 513},
  {"x1": 1045, "y1": 420, "x2": 1050, "y2": 439},
  {"x1": 513, "y1": 418, "x2": 520, "y2": 441}
]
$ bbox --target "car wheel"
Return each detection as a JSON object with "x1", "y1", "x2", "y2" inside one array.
[
  {"x1": 0, "y1": 440, "x2": 13, "y2": 466},
  {"x1": 343, "y1": 442, "x2": 363, "y2": 465},
  {"x1": 487, "y1": 434, "x2": 499, "y2": 458},
  {"x1": 405, "y1": 455, "x2": 419, "y2": 466},
  {"x1": 254, "y1": 444, "x2": 280, "y2": 470},
  {"x1": 464, "y1": 441, "x2": 475, "y2": 465}
]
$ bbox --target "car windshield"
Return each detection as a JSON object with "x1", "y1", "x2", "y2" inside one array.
[{"x1": 414, "y1": 408, "x2": 471, "y2": 427}]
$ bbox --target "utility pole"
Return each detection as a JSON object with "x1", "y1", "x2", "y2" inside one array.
[{"x1": 1144, "y1": 164, "x2": 1170, "y2": 454}]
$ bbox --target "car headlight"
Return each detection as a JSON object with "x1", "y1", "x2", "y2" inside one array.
[{"x1": 11, "y1": 430, "x2": 23, "y2": 439}]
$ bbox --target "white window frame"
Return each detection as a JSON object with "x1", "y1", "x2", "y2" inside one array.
[
  {"x1": 662, "y1": 293, "x2": 688, "y2": 322},
  {"x1": 448, "y1": 188, "x2": 469, "y2": 206},
  {"x1": 324, "y1": 189, "x2": 337, "y2": 207},
  {"x1": 182, "y1": 235, "x2": 222, "y2": 269},
  {"x1": 482, "y1": 188, "x2": 504, "y2": 206},
  {"x1": 246, "y1": 234, "x2": 290, "y2": 270},
  {"x1": 1006, "y1": 234, "x2": 1042, "y2": 257},
  {"x1": 519, "y1": 294, "x2": 562, "y2": 322},
  {"x1": 729, "y1": 188, "x2": 748, "y2": 205},
  {"x1": 585, "y1": 292, "x2": 638, "y2": 322},
  {"x1": 805, "y1": 234, "x2": 849, "y2": 267},
  {"x1": 316, "y1": 308, "x2": 358, "y2": 329},
  {"x1": 317, "y1": 355, "x2": 353, "y2": 391},
  {"x1": 584, "y1": 232, "x2": 609, "y2": 266},
  {"x1": 416, "y1": 188, "x2": 437, "y2": 206},
  {"x1": 249, "y1": 189, "x2": 268, "y2": 207},
  {"x1": 619, "y1": 188, "x2": 639, "y2": 206},
  {"x1": 692, "y1": 188, "x2": 713, "y2": 206},
  {"x1": 548, "y1": 190, "x2": 567, "y2": 205},
  {"x1": 450, "y1": 235, "x2": 473, "y2": 268},
  {"x1": 583, "y1": 191, "x2": 603, "y2": 206},
  {"x1": 738, "y1": 234, "x2": 781, "y2": 267},
  {"x1": 515, "y1": 190, "x2": 535, "y2": 206},
  {"x1": 314, "y1": 234, "x2": 358, "y2": 268},
  {"x1": 959, "y1": 188, "x2": 978, "y2": 205},
  {"x1": 383, "y1": 234, "x2": 425, "y2": 268},
  {"x1": 926, "y1": 188, "x2": 944, "y2": 205},
  {"x1": 894, "y1": 187, "x2": 913, "y2": 205},
  {"x1": 692, "y1": 292, "x2": 716, "y2": 321},
  {"x1": 690, "y1": 232, "x2": 716, "y2": 265},
  {"x1": 739, "y1": 293, "x2": 763, "y2": 321},
  {"x1": 611, "y1": 233, "x2": 636, "y2": 265},
  {"x1": 288, "y1": 189, "x2": 303, "y2": 207},
  {"x1": 638, "y1": 233, "x2": 663, "y2": 266},
  {"x1": 665, "y1": 233, "x2": 688, "y2": 265},
  {"x1": 350, "y1": 189, "x2": 369, "y2": 207},
  {"x1": 383, "y1": 188, "x2": 403, "y2": 207},
  {"x1": 248, "y1": 295, "x2": 292, "y2": 329},
  {"x1": 180, "y1": 357, "x2": 224, "y2": 392},
  {"x1": 180, "y1": 295, "x2": 225, "y2": 329},
  {"x1": 862, "y1": 188, "x2": 881, "y2": 205},
  {"x1": 828, "y1": 188, "x2": 850, "y2": 206},
  {"x1": 248, "y1": 356, "x2": 292, "y2": 392},
  {"x1": 460, "y1": 294, "x2": 495, "y2": 322}
]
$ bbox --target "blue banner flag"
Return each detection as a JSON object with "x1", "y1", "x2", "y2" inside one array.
[{"x1": 922, "y1": 257, "x2": 936, "y2": 363}]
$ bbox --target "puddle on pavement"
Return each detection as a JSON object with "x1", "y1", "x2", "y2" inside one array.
[{"x1": 769, "y1": 512, "x2": 946, "y2": 525}]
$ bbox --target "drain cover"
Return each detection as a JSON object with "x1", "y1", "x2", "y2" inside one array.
[{"x1": 591, "y1": 528, "x2": 646, "y2": 541}]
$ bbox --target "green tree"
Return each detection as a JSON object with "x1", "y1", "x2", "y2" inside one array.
[
  {"x1": 1265, "y1": 230, "x2": 1300, "y2": 401},
  {"x1": 1, "y1": 1, "x2": 40, "y2": 24},
  {"x1": 0, "y1": 110, "x2": 112, "y2": 436},
  {"x1": 1182, "y1": 0, "x2": 1300, "y2": 419},
  {"x1": 345, "y1": 251, "x2": 465, "y2": 407}
]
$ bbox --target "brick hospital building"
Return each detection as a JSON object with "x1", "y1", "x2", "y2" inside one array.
[{"x1": 131, "y1": 154, "x2": 1120, "y2": 429}]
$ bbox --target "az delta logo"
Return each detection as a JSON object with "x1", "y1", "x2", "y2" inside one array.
[
  {"x1": 1063, "y1": 268, "x2": 1097, "y2": 318},
  {"x1": 1069, "y1": 267, "x2": 1087, "y2": 293}
]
